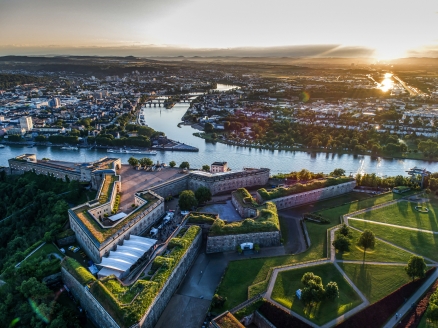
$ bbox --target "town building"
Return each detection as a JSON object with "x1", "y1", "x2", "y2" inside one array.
[
  {"x1": 211, "y1": 161, "x2": 228, "y2": 173},
  {"x1": 19, "y1": 116, "x2": 33, "y2": 131}
]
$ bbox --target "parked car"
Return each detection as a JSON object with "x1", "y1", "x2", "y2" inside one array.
[
  {"x1": 73, "y1": 247, "x2": 81, "y2": 253},
  {"x1": 68, "y1": 246, "x2": 75, "y2": 251},
  {"x1": 60, "y1": 248, "x2": 66, "y2": 254}
]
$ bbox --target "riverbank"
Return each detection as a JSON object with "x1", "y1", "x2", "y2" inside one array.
[
  {"x1": 192, "y1": 132, "x2": 437, "y2": 163},
  {"x1": 0, "y1": 138, "x2": 199, "y2": 153}
]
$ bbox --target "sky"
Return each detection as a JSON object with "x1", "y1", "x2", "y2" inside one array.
[{"x1": 1, "y1": 0, "x2": 437, "y2": 58}]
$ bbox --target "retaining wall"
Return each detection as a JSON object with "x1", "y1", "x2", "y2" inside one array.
[
  {"x1": 61, "y1": 230, "x2": 202, "y2": 328},
  {"x1": 139, "y1": 230, "x2": 202, "y2": 327},
  {"x1": 206, "y1": 231, "x2": 280, "y2": 253},
  {"x1": 258, "y1": 181, "x2": 356, "y2": 210},
  {"x1": 61, "y1": 268, "x2": 120, "y2": 328}
]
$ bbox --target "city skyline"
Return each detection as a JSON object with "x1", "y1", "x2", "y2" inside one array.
[{"x1": 1, "y1": 0, "x2": 437, "y2": 59}]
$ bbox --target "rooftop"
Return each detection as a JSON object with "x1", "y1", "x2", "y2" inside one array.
[{"x1": 70, "y1": 191, "x2": 161, "y2": 246}]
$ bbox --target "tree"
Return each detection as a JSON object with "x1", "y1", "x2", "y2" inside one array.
[
  {"x1": 139, "y1": 157, "x2": 153, "y2": 167},
  {"x1": 427, "y1": 303, "x2": 438, "y2": 323},
  {"x1": 18, "y1": 277, "x2": 51, "y2": 300},
  {"x1": 298, "y1": 169, "x2": 312, "y2": 181},
  {"x1": 405, "y1": 255, "x2": 426, "y2": 281},
  {"x1": 301, "y1": 272, "x2": 325, "y2": 306},
  {"x1": 330, "y1": 168, "x2": 346, "y2": 177},
  {"x1": 178, "y1": 190, "x2": 197, "y2": 210},
  {"x1": 338, "y1": 224, "x2": 352, "y2": 238},
  {"x1": 128, "y1": 157, "x2": 139, "y2": 167},
  {"x1": 195, "y1": 186, "x2": 212, "y2": 204},
  {"x1": 211, "y1": 294, "x2": 227, "y2": 308},
  {"x1": 169, "y1": 161, "x2": 176, "y2": 168},
  {"x1": 358, "y1": 229, "x2": 375, "y2": 263},
  {"x1": 325, "y1": 282, "x2": 339, "y2": 301},
  {"x1": 332, "y1": 234, "x2": 351, "y2": 253},
  {"x1": 179, "y1": 161, "x2": 190, "y2": 169},
  {"x1": 202, "y1": 165, "x2": 210, "y2": 172},
  {"x1": 205, "y1": 122, "x2": 214, "y2": 133}
]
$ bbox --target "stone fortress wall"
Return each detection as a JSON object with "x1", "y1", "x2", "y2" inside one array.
[
  {"x1": 61, "y1": 268, "x2": 119, "y2": 328},
  {"x1": 149, "y1": 168, "x2": 270, "y2": 198},
  {"x1": 256, "y1": 180, "x2": 356, "y2": 210},
  {"x1": 231, "y1": 191, "x2": 258, "y2": 218},
  {"x1": 61, "y1": 229, "x2": 202, "y2": 328},
  {"x1": 206, "y1": 231, "x2": 280, "y2": 253},
  {"x1": 8, "y1": 154, "x2": 82, "y2": 181}
]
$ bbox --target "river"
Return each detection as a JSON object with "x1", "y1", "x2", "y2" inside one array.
[{"x1": 1, "y1": 84, "x2": 438, "y2": 176}]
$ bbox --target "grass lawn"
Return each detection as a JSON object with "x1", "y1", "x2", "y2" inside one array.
[
  {"x1": 349, "y1": 220, "x2": 438, "y2": 261},
  {"x1": 271, "y1": 263, "x2": 362, "y2": 325},
  {"x1": 279, "y1": 216, "x2": 289, "y2": 244},
  {"x1": 213, "y1": 219, "x2": 340, "y2": 313},
  {"x1": 27, "y1": 243, "x2": 64, "y2": 260},
  {"x1": 317, "y1": 192, "x2": 414, "y2": 222},
  {"x1": 337, "y1": 263, "x2": 411, "y2": 304},
  {"x1": 354, "y1": 199, "x2": 438, "y2": 232},
  {"x1": 213, "y1": 192, "x2": 418, "y2": 314},
  {"x1": 335, "y1": 228, "x2": 413, "y2": 263}
]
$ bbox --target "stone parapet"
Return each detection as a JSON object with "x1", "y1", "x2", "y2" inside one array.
[{"x1": 258, "y1": 181, "x2": 356, "y2": 210}]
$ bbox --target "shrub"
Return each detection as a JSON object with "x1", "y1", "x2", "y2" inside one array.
[
  {"x1": 62, "y1": 257, "x2": 96, "y2": 286},
  {"x1": 258, "y1": 177, "x2": 353, "y2": 201},
  {"x1": 303, "y1": 213, "x2": 330, "y2": 224},
  {"x1": 212, "y1": 294, "x2": 227, "y2": 308},
  {"x1": 187, "y1": 213, "x2": 217, "y2": 225}
]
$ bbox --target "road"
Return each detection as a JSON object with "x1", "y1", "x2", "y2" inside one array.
[{"x1": 393, "y1": 75, "x2": 422, "y2": 97}]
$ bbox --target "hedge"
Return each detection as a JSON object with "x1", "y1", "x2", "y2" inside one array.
[
  {"x1": 303, "y1": 212, "x2": 330, "y2": 224},
  {"x1": 56, "y1": 228, "x2": 75, "y2": 240},
  {"x1": 337, "y1": 267, "x2": 437, "y2": 328},
  {"x1": 62, "y1": 257, "x2": 96, "y2": 286},
  {"x1": 258, "y1": 300, "x2": 312, "y2": 328},
  {"x1": 258, "y1": 177, "x2": 353, "y2": 201},
  {"x1": 187, "y1": 212, "x2": 217, "y2": 225},
  {"x1": 209, "y1": 202, "x2": 279, "y2": 236},
  {"x1": 233, "y1": 188, "x2": 258, "y2": 207}
]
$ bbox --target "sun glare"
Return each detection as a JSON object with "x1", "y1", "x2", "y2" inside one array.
[{"x1": 378, "y1": 73, "x2": 394, "y2": 92}]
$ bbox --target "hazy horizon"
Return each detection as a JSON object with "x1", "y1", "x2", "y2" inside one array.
[{"x1": 1, "y1": 0, "x2": 437, "y2": 59}]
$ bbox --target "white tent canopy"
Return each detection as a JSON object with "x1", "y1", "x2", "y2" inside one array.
[{"x1": 98, "y1": 235, "x2": 157, "y2": 277}]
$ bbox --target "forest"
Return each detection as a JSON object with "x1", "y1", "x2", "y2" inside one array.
[
  {"x1": 0, "y1": 172, "x2": 89, "y2": 328},
  {"x1": 0, "y1": 73, "x2": 47, "y2": 89}
]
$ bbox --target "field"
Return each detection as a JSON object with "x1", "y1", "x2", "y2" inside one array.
[
  {"x1": 26, "y1": 242, "x2": 64, "y2": 261},
  {"x1": 335, "y1": 228, "x2": 413, "y2": 263},
  {"x1": 213, "y1": 191, "x2": 427, "y2": 315},
  {"x1": 349, "y1": 220, "x2": 438, "y2": 262},
  {"x1": 316, "y1": 191, "x2": 413, "y2": 222},
  {"x1": 214, "y1": 192, "x2": 414, "y2": 312},
  {"x1": 354, "y1": 199, "x2": 438, "y2": 232},
  {"x1": 271, "y1": 263, "x2": 362, "y2": 325},
  {"x1": 337, "y1": 263, "x2": 412, "y2": 304}
]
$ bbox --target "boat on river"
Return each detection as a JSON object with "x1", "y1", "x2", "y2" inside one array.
[
  {"x1": 107, "y1": 148, "x2": 157, "y2": 155},
  {"x1": 61, "y1": 146, "x2": 79, "y2": 150}
]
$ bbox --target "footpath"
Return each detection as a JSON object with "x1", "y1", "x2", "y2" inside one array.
[{"x1": 261, "y1": 226, "x2": 438, "y2": 328}]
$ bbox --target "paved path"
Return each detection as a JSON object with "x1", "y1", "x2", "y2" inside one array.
[
  {"x1": 262, "y1": 224, "x2": 438, "y2": 328},
  {"x1": 348, "y1": 217, "x2": 438, "y2": 234},
  {"x1": 382, "y1": 268, "x2": 438, "y2": 328}
]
